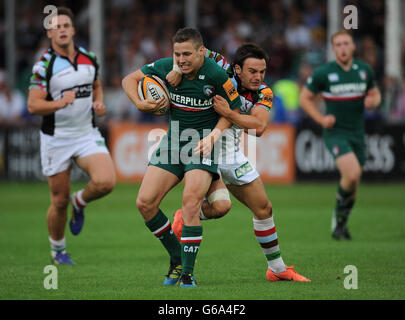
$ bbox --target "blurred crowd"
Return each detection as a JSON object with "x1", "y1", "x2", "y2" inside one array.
[{"x1": 1, "y1": 0, "x2": 405, "y2": 127}]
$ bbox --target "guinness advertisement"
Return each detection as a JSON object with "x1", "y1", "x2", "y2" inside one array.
[
  {"x1": 1, "y1": 123, "x2": 404, "y2": 182},
  {"x1": 295, "y1": 123, "x2": 405, "y2": 181}
]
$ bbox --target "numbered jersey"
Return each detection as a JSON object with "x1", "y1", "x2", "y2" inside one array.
[
  {"x1": 29, "y1": 46, "x2": 99, "y2": 138},
  {"x1": 205, "y1": 49, "x2": 273, "y2": 158}
]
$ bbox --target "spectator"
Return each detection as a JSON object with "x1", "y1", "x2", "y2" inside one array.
[{"x1": 0, "y1": 70, "x2": 26, "y2": 127}]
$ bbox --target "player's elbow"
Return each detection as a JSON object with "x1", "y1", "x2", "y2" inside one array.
[
  {"x1": 121, "y1": 75, "x2": 130, "y2": 92},
  {"x1": 27, "y1": 98, "x2": 37, "y2": 115},
  {"x1": 255, "y1": 122, "x2": 268, "y2": 137}
]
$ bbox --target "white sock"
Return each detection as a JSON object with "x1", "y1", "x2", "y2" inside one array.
[
  {"x1": 74, "y1": 189, "x2": 88, "y2": 209},
  {"x1": 49, "y1": 237, "x2": 66, "y2": 254}
]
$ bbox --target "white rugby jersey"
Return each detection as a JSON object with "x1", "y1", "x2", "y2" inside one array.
[
  {"x1": 205, "y1": 49, "x2": 273, "y2": 159},
  {"x1": 29, "y1": 46, "x2": 99, "y2": 138}
]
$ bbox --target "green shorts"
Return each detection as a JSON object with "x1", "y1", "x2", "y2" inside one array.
[
  {"x1": 149, "y1": 134, "x2": 219, "y2": 181},
  {"x1": 324, "y1": 133, "x2": 366, "y2": 166}
]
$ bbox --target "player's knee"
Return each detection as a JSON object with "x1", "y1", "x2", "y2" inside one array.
[
  {"x1": 211, "y1": 200, "x2": 231, "y2": 218},
  {"x1": 182, "y1": 195, "x2": 201, "y2": 219},
  {"x1": 52, "y1": 194, "x2": 70, "y2": 211},
  {"x1": 136, "y1": 196, "x2": 155, "y2": 215},
  {"x1": 254, "y1": 200, "x2": 273, "y2": 220},
  {"x1": 344, "y1": 172, "x2": 361, "y2": 188},
  {"x1": 92, "y1": 176, "x2": 115, "y2": 195}
]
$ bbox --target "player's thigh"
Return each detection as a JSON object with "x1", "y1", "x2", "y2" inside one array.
[
  {"x1": 76, "y1": 153, "x2": 116, "y2": 188},
  {"x1": 137, "y1": 165, "x2": 180, "y2": 208},
  {"x1": 47, "y1": 168, "x2": 72, "y2": 208},
  {"x1": 227, "y1": 177, "x2": 271, "y2": 217},
  {"x1": 183, "y1": 169, "x2": 213, "y2": 204}
]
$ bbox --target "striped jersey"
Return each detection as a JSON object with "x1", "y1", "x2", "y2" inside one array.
[
  {"x1": 306, "y1": 59, "x2": 376, "y2": 134},
  {"x1": 205, "y1": 49, "x2": 273, "y2": 155},
  {"x1": 29, "y1": 46, "x2": 99, "y2": 138}
]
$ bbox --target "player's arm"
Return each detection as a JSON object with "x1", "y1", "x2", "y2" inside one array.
[
  {"x1": 194, "y1": 116, "x2": 233, "y2": 157},
  {"x1": 27, "y1": 89, "x2": 76, "y2": 115},
  {"x1": 92, "y1": 79, "x2": 106, "y2": 116},
  {"x1": 122, "y1": 69, "x2": 166, "y2": 113},
  {"x1": 364, "y1": 87, "x2": 381, "y2": 109},
  {"x1": 213, "y1": 95, "x2": 269, "y2": 137},
  {"x1": 299, "y1": 87, "x2": 335, "y2": 129}
]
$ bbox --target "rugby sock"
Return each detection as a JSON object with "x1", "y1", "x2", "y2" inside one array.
[
  {"x1": 73, "y1": 190, "x2": 88, "y2": 209},
  {"x1": 49, "y1": 237, "x2": 66, "y2": 256},
  {"x1": 145, "y1": 209, "x2": 181, "y2": 265},
  {"x1": 253, "y1": 217, "x2": 286, "y2": 274},
  {"x1": 334, "y1": 185, "x2": 356, "y2": 227},
  {"x1": 180, "y1": 225, "x2": 203, "y2": 274}
]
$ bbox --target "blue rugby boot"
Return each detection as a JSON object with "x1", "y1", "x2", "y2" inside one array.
[{"x1": 69, "y1": 193, "x2": 85, "y2": 235}]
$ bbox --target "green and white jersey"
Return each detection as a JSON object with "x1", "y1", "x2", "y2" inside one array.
[
  {"x1": 306, "y1": 59, "x2": 376, "y2": 135},
  {"x1": 141, "y1": 57, "x2": 241, "y2": 141}
]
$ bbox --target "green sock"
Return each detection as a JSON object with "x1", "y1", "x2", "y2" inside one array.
[
  {"x1": 145, "y1": 209, "x2": 181, "y2": 265},
  {"x1": 335, "y1": 185, "x2": 356, "y2": 227},
  {"x1": 181, "y1": 225, "x2": 203, "y2": 274}
]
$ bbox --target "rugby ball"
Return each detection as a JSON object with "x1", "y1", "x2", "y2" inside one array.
[{"x1": 138, "y1": 74, "x2": 170, "y2": 115}]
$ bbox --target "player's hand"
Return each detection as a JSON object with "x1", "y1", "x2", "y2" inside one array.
[
  {"x1": 364, "y1": 94, "x2": 377, "y2": 109},
  {"x1": 59, "y1": 89, "x2": 76, "y2": 108},
  {"x1": 194, "y1": 134, "x2": 215, "y2": 157},
  {"x1": 166, "y1": 70, "x2": 182, "y2": 87},
  {"x1": 213, "y1": 95, "x2": 231, "y2": 117},
  {"x1": 93, "y1": 101, "x2": 107, "y2": 116},
  {"x1": 320, "y1": 115, "x2": 336, "y2": 129},
  {"x1": 137, "y1": 97, "x2": 167, "y2": 113}
]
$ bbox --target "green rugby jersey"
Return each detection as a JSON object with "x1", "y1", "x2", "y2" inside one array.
[
  {"x1": 141, "y1": 57, "x2": 241, "y2": 137},
  {"x1": 306, "y1": 59, "x2": 376, "y2": 135}
]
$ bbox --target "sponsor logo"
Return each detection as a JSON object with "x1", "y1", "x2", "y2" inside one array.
[
  {"x1": 235, "y1": 161, "x2": 253, "y2": 178},
  {"x1": 202, "y1": 158, "x2": 212, "y2": 166},
  {"x1": 223, "y1": 78, "x2": 239, "y2": 101},
  {"x1": 61, "y1": 83, "x2": 93, "y2": 99},
  {"x1": 328, "y1": 73, "x2": 339, "y2": 82}
]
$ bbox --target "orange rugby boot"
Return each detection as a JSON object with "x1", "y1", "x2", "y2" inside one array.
[
  {"x1": 172, "y1": 209, "x2": 184, "y2": 241},
  {"x1": 266, "y1": 265, "x2": 311, "y2": 282}
]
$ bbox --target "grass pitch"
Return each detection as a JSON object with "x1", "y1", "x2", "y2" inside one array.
[{"x1": 0, "y1": 181, "x2": 404, "y2": 300}]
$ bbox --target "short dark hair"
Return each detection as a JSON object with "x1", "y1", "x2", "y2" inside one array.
[
  {"x1": 233, "y1": 43, "x2": 269, "y2": 69},
  {"x1": 331, "y1": 30, "x2": 353, "y2": 44},
  {"x1": 56, "y1": 6, "x2": 74, "y2": 25},
  {"x1": 172, "y1": 27, "x2": 203, "y2": 49}
]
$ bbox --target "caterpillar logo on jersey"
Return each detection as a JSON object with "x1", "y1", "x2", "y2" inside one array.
[{"x1": 223, "y1": 78, "x2": 239, "y2": 101}]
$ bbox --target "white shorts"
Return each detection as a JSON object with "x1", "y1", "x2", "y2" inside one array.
[
  {"x1": 40, "y1": 128, "x2": 110, "y2": 176},
  {"x1": 219, "y1": 151, "x2": 259, "y2": 186}
]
